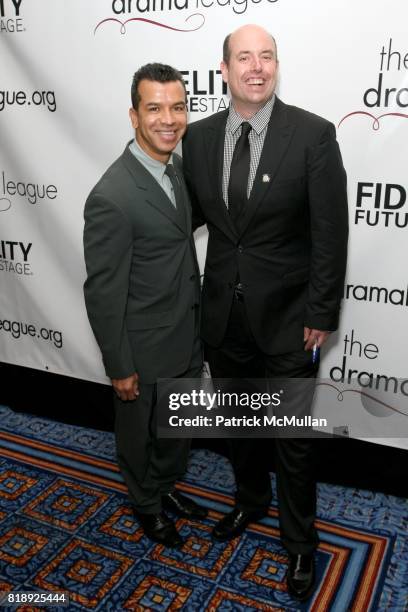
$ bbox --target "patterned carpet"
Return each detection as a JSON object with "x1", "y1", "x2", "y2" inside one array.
[{"x1": 0, "y1": 405, "x2": 406, "y2": 611}]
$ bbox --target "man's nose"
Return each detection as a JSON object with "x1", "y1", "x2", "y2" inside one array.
[
  {"x1": 161, "y1": 108, "x2": 175, "y2": 124},
  {"x1": 250, "y1": 56, "x2": 262, "y2": 71}
]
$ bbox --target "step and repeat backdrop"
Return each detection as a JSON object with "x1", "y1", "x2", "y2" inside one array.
[{"x1": 1, "y1": 0, "x2": 407, "y2": 447}]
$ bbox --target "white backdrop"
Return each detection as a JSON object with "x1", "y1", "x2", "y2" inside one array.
[{"x1": 1, "y1": 0, "x2": 407, "y2": 447}]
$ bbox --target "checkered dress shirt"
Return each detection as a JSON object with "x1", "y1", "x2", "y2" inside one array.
[{"x1": 222, "y1": 96, "x2": 275, "y2": 206}]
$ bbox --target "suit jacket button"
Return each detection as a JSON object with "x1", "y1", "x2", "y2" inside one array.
[{"x1": 237, "y1": 245, "x2": 243, "y2": 253}]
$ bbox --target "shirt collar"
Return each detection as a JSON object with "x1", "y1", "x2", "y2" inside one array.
[
  {"x1": 227, "y1": 95, "x2": 275, "y2": 135},
  {"x1": 129, "y1": 137, "x2": 173, "y2": 177}
]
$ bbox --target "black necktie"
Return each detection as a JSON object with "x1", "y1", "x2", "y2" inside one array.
[
  {"x1": 164, "y1": 163, "x2": 181, "y2": 209},
  {"x1": 228, "y1": 122, "x2": 252, "y2": 223}
]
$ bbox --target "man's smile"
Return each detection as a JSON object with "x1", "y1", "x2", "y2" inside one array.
[{"x1": 245, "y1": 77, "x2": 267, "y2": 86}]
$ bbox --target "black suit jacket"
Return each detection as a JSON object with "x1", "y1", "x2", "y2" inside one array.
[
  {"x1": 182, "y1": 98, "x2": 348, "y2": 354},
  {"x1": 83, "y1": 143, "x2": 200, "y2": 383}
]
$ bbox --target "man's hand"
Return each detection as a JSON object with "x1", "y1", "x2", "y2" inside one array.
[
  {"x1": 303, "y1": 327, "x2": 330, "y2": 351},
  {"x1": 112, "y1": 373, "x2": 139, "y2": 401}
]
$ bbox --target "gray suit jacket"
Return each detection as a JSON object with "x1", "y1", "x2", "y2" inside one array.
[{"x1": 83, "y1": 142, "x2": 200, "y2": 383}]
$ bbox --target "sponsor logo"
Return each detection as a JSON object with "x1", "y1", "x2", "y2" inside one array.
[
  {"x1": 94, "y1": 0, "x2": 279, "y2": 34},
  {"x1": 181, "y1": 68, "x2": 228, "y2": 114},
  {"x1": 345, "y1": 282, "x2": 408, "y2": 307},
  {"x1": 0, "y1": 239, "x2": 33, "y2": 275},
  {"x1": 0, "y1": 317, "x2": 63, "y2": 348},
  {"x1": 0, "y1": 170, "x2": 58, "y2": 211},
  {"x1": 339, "y1": 38, "x2": 408, "y2": 130},
  {"x1": 0, "y1": 89, "x2": 56, "y2": 112},
  {"x1": 353, "y1": 181, "x2": 408, "y2": 228},
  {"x1": 329, "y1": 329, "x2": 408, "y2": 402},
  {"x1": 0, "y1": 0, "x2": 25, "y2": 33}
]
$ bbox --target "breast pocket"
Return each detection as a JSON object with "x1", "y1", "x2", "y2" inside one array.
[{"x1": 272, "y1": 176, "x2": 306, "y2": 190}]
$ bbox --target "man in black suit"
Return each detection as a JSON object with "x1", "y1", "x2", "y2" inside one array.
[
  {"x1": 84, "y1": 63, "x2": 206, "y2": 549},
  {"x1": 183, "y1": 26, "x2": 348, "y2": 599}
]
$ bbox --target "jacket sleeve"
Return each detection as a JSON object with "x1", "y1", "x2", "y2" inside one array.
[
  {"x1": 83, "y1": 192, "x2": 135, "y2": 379},
  {"x1": 182, "y1": 135, "x2": 207, "y2": 232},
  {"x1": 304, "y1": 122, "x2": 349, "y2": 331}
]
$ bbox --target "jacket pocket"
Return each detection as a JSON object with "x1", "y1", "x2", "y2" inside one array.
[
  {"x1": 126, "y1": 310, "x2": 173, "y2": 330},
  {"x1": 282, "y1": 267, "x2": 309, "y2": 288}
]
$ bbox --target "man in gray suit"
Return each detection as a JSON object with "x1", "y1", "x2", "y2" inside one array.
[{"x1": 83, "y1": 63, "x2": 206, "y2": 548}]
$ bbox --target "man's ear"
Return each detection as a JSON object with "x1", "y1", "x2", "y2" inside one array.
[
  {"x1": 129, "y1": 107, "x2": 138, "y2": 129},
  {"x1": 220, "y1": 60, "x2": 228, "y2": 85}
]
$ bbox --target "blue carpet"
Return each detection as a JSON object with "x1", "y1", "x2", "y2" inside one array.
[{"x1": 0, "y1": 405, "x2": 406, "y2": 611}]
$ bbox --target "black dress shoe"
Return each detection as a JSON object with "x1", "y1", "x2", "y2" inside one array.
[
  {"x1": 162, "y1": 491, "x2": 208, "y2": 519},
  {"x1": 212, "y1": 507, "x2": 267, "y2": 541},
  {"x1": 134, "y1": 510, "x2": 183, "y2": 548},
  {"x1": 286, "y1": 553, "x2": 315, "y2": 601}
]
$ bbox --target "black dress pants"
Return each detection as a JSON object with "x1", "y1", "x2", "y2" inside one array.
[{"x1": 206, "y1": 296, "x2": 319, "y2": 555}]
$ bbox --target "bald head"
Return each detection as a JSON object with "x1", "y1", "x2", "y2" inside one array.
[
  {"x1": 223, "y1": 24, "x2": 277, "y2": 65},
  {"x1": 220, "y1": 23, "x2": 279, "y2": 118}
]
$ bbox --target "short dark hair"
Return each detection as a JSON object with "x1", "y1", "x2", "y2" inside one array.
[
  {"x1": 222, "y1": 31, "x2": 278, "y2": 65},
  {"x1": 223, "y1": 34, "x2": 232, "y2": 64},
  {"x1": 131, "y1": 62, "x2": 186, "y2": 109}
]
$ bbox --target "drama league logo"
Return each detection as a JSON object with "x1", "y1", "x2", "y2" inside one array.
[
  {"x1": 94, "y1": 12, "x2": 205, "y2": 35},
  {"x1": 318, "y1": 381, "x2": 408, "y2": 422},
  {"x1": 0, "y1": 170, "x2": 58, "y2": 211},
  {"x1": 338, "y1": 38, "x2": 408, "y2": 130},
  {"x1": 94, "y1": 0, "x2": 279, "y2": 34},
  {"x1": 344, "y1": 281, "x2": 408, "y2": 307},
  {"x1": 0, "y1": 198, "x2": 11, "y2": 212},
  {"x1": 319, "y1": 329, "x2": 408, "y2": 426}
]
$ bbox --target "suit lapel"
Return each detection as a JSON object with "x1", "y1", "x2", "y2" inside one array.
[
  {"x1": 204, "y1": 112, "x2": 239, "y2": 241},
  {"x1": 121, "y1": 144, "x2": 187, "y2": 235},
  {"x1": 237, "y1": 98, "x2": 296, "y2": 236},
  {"x1": 173, "y1": 155, "x2": 190, "y2": 232}
]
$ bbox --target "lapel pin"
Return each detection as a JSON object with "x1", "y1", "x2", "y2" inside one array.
[{"x1": 262, "y1": 174, "x2": 271, "y2": 183}]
